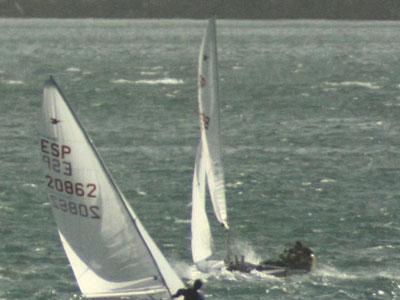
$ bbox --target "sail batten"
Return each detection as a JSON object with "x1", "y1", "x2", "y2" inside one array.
[{"x1": 40, "y1": 77, "x2": 183, "y2": 298}]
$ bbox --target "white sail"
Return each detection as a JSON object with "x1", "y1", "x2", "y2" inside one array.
[
  {"x1": 39, "y1": 77, "x2": 184, "y2": 299},
  {"x1": 197, "y1": 18, "x2": 229, "y2": 229},
  {"x1": 191, "y1": 144, "x2": 212, "y2": 263}
]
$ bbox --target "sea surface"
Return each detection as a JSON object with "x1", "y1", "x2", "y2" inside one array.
[{"x1": 1, "y1": 18, "x2": 400, "y2": 300}]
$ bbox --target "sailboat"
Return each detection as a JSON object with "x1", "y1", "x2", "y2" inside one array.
[
  {"x1": 191, "y1": 18, "x2": 229, "y2": 271},
  {"x1": 191, "y1": 20, "x2": 315, "y2": 277},
  {"x1": 39, "y1": 76, "x2": 185, "y2": 299}
]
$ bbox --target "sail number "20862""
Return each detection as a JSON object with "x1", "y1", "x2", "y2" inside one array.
[{"x1": 46, "y1": 175, "x2": 97, "y2": 198}]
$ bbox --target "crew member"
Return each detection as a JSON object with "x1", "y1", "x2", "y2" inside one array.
[
  {"x1": 259, "y1": 241, "x2": 315, "y2": 271},
  {"x1": 172, "y1": 279, "x2": 204, "y2": 300}
]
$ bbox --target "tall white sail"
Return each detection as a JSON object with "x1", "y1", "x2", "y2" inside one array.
[
  {"x1": 191, "y1": 144, "x2": 212, "y2": 263},
  {"x1": 191, "y1": 18, "x2": 230, "y2": 265},
  {"x1": 39, "y1": 77, "x2": 184, "y2": 299},
  {"x1": 197, "y1": 18, "x2": 228, "y2": 229}
]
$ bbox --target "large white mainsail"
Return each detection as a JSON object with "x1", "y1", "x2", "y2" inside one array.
[
  {"x1": 39, "y1": 77, "x2": 184, "y2": 299},
  {"x1": 191, "y1": 18, "x2": 229, "y2": 264}
]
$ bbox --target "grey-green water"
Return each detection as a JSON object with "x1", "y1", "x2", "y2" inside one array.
[{"x1": 2, "y1": 19, "x2": 400, "y2": 299}]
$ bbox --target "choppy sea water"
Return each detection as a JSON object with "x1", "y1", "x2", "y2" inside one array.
[{"x1": 2, "y1": 18, "x2": 400, "y2": 299}]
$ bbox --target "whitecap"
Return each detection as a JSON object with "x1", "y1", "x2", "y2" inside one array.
[
  {"x1": 1, "y1": 79, "x2": 24, "y2": 85},
  {"x1": 111, "y1": 78, "x2": 184, "y2": 85},
  {"x1": 383, "y1": 102, "x2": 400, "y2": 107},
  {"x1": 166, "y1": 90, "x2": 180, "y2": 98},
  {"x1": 22, "y1": 183, "x2": 37, "y2": 188},
  {"x1": 174, "y1": 218, "x2": 190, "y2": 224},
  {"x1": 315, "y1": 265, "x2": 358, "y2": 280},
  {"x1": 140, "y1": 71, "x2": 160, "y2": 76},
  {"x1": 226, "y1": 181, "x2": 243, "y2": 188},
  {"x1": 66, "y1": 67, "x2": 81, "y2": 73},
  {"x1": 324, "y1": 81, "x2": 381, "y2": 90},
  {"x1": 134, "y1": 78, "x2": 184, "y2": 85},
  {"x1": 166, "y1": 93, "x2": 176, "y2": 98},
  {"x1": 0, "y1": 205, "x2": 15, "y2": 212},
  {"x1": 136, "y1": 189, "x2": 147, "y2": 196},
  {"x1": 320, "y1": 178, "x2": 336, "y2": 184},
  {"x1": 110, "y1": 79, "x2": 132, "y2": 84},
  {"x1": 322, "y1": 87, "x2": 338, "y2": 92},
  {"x1": 91, "y1": 102, "x2": 105, "y2": 107}
]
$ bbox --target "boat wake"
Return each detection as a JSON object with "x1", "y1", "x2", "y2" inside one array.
[
  {"x1": 312, "y1": 265, "x2": 358, "y2": 280},
  {"x1": 174, "y1": 255, "x2": 283, "y2": 285},
  {"x1": 315, "y1": 265, "x2": 400, "y2": 281}
]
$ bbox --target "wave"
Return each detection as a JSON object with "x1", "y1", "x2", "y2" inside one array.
[
  {"x1": 65, "y1": 67, "x2": 81, "y2": 73},
  {"x1": 320, "y1": 178, "x2": 336, "y2": 184},
  {"x1": 22, "y1": 183, "x2": 37, "y2": 188},
  {"x1": 313, "y1": 264, "x2": 400, "y2": 282},
  {"x1": 140, "y1": 71, "x2": 160, "y2": 76},
  {"x1": 111, "y1": 78, "x2": 184, "y2": 85},
  {"x1": 314, "y1": 265, "x2": 358, "y2": 280},
  {"x1": 1, "y1": 79, "x2": 24, "y2": 85},
  {"x1": 226, "y1": 181, "x2": 244, "y2": 188},
  {"x1": 174, "y1": 218, "x2": 190, "y2": 224},
  {"x1": 323, "y1": 81, "x2": 381, "y2": 90},
  {"x1": 135, "y1": 78, "x2": 184, "y2": 85}
]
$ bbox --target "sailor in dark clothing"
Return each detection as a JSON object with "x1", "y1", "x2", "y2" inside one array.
[
  {"x1": 172, "y1": 279, "x2": 204, "y2": 300},
  {"x1": 258, "y1": 241, "x2": 315, "y2": 272}
]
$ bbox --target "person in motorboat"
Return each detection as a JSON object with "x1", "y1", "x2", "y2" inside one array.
[
  {"x1": 225, "y1": 241, "x2": 315, "y2": 275},
  {"x1": 172, "y1": 279, "x2": 204, "y2": 300},
  {"x1": 257, "y1": 241, "x2": 315, "y2": 272}
]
